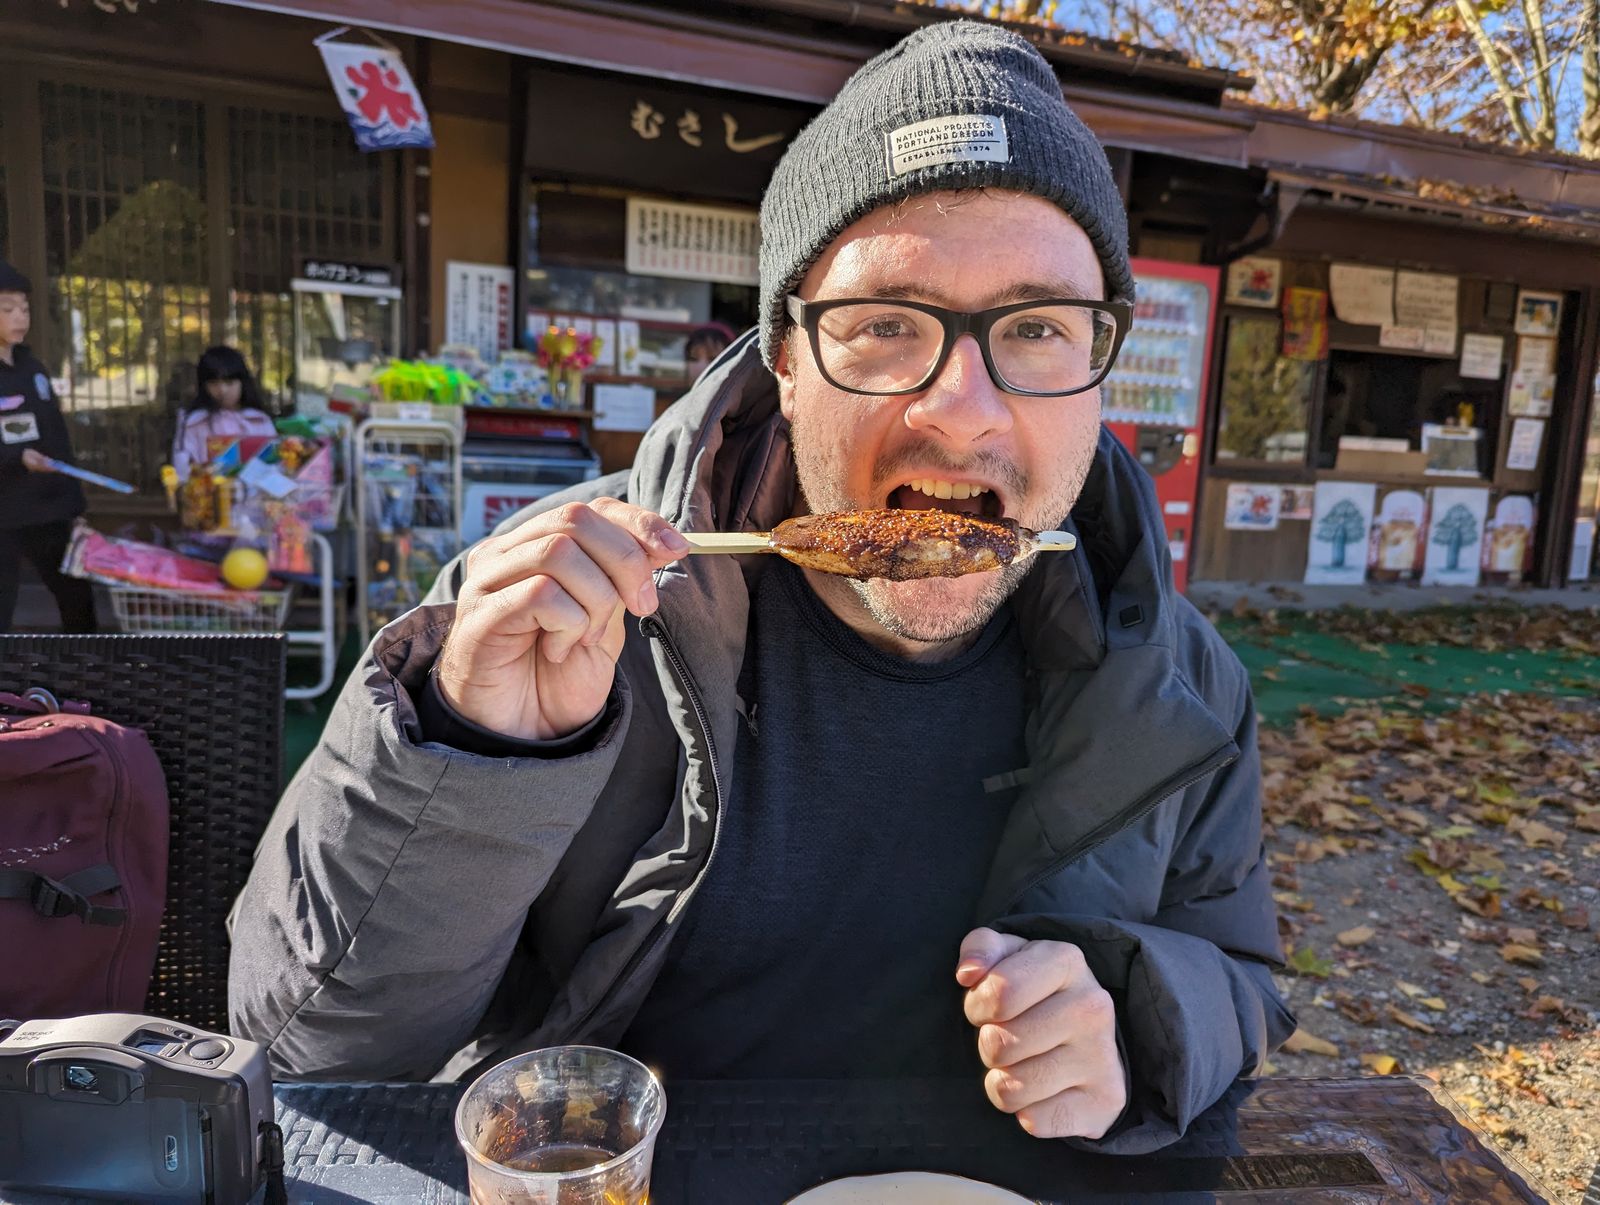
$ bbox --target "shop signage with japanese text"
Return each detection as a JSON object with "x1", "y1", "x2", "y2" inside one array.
[
  {"x1": 625, "y1": 199, "x2": 760, "y2": 287},
  {"x1": 524, "y1": 65, "x2": 814, "y2": 203}
]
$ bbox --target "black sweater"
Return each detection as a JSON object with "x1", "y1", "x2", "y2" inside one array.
[{"x1": 0, "y1": 346, "x2": 85, "y2": 530}]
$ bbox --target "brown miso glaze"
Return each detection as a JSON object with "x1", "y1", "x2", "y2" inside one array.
[{"x1": 769, "y1": 509, "x2": 1028, "y2": 581}]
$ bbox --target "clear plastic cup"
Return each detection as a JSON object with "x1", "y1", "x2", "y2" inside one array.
[{"x1": 455, "y1": 1046, "x2": 666, "y2": 1205}]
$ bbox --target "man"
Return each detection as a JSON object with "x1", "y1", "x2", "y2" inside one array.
[
  {"x1": 230, "y1": 21, "x2": 1292, "y2": 1152},
  {"x1": 0, "y1": 261, "x2": 95, "y2": 634}
]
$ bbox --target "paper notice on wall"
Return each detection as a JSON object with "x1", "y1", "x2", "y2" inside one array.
[
  {"x1": 617, "y1": 321, "x2": 642, "y2": 376},
  {"x1": 1224, "y1": 482, "x2": 1281, "y2": 531},
  {"x1": 1380, "y1": 324, "x2": 1425, "y2": 351},
  {"x1": 592, "y1": 383, "x2": 657, "y2": 432},
  {"x1": 1394, "y1": 270, "x2": 1459, "y2": 330},
  {"x1": 1508, "y1": 369, "x2": 1555, "y2": 417},
  {"x1": 1459, "y1": 334, "x2": 1504, "y2": 380},
  {"x1": 1423, "y1": 327, "x2": 1457, "y2": 355},
  {"x1": 1328, "y1": 264, "x2": 1394, "y2": 327},
  {"x1": 444, "y1": 261, "x2": 515, "y2": 361},
  {"x1": 1506, "y1": 417, "x2": 1545, "y2": 471},
  {"x1": 1515, "y1": 336, "x2": 1556, "y2": 376},
  {"x1": 593, "y1": 319, "x2": 617, "y2": 371},
  {"x1": 1571, "y1": 518, "x2": 1596, "y2": 580}
]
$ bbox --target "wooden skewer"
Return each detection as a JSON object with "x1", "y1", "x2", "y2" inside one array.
[{"x1": 683, "y1": 529, "x2": 1077, "y2": 555}]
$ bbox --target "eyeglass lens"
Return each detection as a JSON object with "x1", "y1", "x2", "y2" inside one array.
[{"x1": 812, "y1": 302, "x2": 1118, "y2": 395}]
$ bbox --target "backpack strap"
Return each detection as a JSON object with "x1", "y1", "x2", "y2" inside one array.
[
  {"x1": 0, "y1": 864, "x2": 126, "y2": 926},
  {"x1": 0, "y1": 689, "x2": 92, "y2": 717}
]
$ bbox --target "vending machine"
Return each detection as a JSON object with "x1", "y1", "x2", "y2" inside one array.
[{"x1": 1102, "y1": 258, "x2": 1220, "y2": 592}]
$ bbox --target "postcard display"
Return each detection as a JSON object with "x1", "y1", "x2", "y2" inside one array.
[{"x1": 1302, "y1": 483, "x2": 1533, "y2": 587}]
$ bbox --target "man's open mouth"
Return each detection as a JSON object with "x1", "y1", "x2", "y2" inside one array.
[{"x1": 887, "y1": 478, "x2": 1005, "y2": 520}]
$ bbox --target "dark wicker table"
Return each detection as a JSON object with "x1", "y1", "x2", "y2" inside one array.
[{"x1": 270, "y1": 1075, "x2": 1550, "y2": 1203}]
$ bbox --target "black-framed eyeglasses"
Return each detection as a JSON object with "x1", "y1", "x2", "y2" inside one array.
[{"x1": 785, "y1": 294, "x2": 1131, "y2": 398}]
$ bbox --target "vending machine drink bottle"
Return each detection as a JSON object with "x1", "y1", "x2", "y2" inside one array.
[{"x1": 1102, "y1": 258, "x2": 1220, "y2": 593}]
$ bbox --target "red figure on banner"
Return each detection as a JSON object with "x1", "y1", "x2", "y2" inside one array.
[{"x1": 345, "y1": 60, "x2": 422, "y2": 129}]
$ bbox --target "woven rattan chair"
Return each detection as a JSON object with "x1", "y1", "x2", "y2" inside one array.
[{"x1": 0, "y1": 633, "x2": 285, "y2": 1033}]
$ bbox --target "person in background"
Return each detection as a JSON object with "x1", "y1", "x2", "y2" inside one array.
[
  {"x1": 684, "y1": 323, "x2": 735, "y2": 382},
  {"x1": 0, "y1": 260, "x2": 96, "y2": 634},
  {"x1": 172, "y1": 345, "x2": 276, "y2": 480}
]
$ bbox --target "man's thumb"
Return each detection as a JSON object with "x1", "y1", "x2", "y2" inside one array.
[{"x1": 956, "y1": 927, "x2": 1028, "y2": 987}]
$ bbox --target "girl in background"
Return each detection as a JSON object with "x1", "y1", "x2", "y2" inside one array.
[{"x1": 173, "y1": 346, "x2": 276, "y2": 479}]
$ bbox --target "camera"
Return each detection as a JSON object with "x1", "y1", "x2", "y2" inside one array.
[{"x1": 0, "y1": 1013, "x2": 276, "y2": 1203}]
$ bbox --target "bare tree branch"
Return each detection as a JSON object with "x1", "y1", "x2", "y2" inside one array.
[
  {"x1": 1582, "y1": 0, "x2": 1600, "y2": 154},
  {"x1": 1454, "y1": 0, "x2": 1542, "y2": 142}
]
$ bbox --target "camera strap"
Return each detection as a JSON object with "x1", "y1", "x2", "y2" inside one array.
[{"x1": 260, "y1": 1120, "x2": 288, "y2": 1205}]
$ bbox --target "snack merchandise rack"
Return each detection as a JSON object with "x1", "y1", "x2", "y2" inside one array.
[
  {"x1": 355, "y1": 418, "x2": 463, "y2": 648},
  {"x1": 102, "y1": 533, "x2": 340, "y2": 702}
]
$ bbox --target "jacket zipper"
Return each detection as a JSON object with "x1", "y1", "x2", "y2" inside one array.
[
  {"x1": 564, "y1": 613, "x2": 726, "y2": 1039},
  {"x1": 1001, "y1": 743, "x2": 1239, "y2": 916}
]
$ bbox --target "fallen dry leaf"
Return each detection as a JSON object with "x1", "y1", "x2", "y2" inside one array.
[
  {"x1": 1510, "y1": 817, "x2": 1568, "y2": 850},
  {"x1": 1470, "y1": 970, "x2": 1494, "y2": 985},
  {"x1": 1419, "y1": 996, "x2": 1448, "y2": 1012},
  {"x1": 1360, "y1": 1053, "x2": 1401, "y2": 1074},
  {"x1": 1282, "y1": 1028, "x2": 1340, "y2": 1057},
  {"x1": 1516, "y1": 976, "x2": 1541, "y2": 992},
  {"x1": 1388, "y1": 1005, "x2": 1437, "y2": 1034},
  {"x1": 1337, "y1": 925, "x2": 1376, "y2": 947},
  {"x1": 1502, "y1": 943, "x2": 1544, "y2": 966}
]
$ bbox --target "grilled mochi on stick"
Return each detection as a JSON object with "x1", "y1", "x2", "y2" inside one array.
[{"x1": 769, "y1": 508, "x2": 1027, "y2": 581}]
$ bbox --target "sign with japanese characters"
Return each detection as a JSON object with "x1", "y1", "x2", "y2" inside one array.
[
  {"x1": 318, "y1": 38, "x2": 434, "y2": 152},
  {"x1": 300, "y1": 260, "x2": 395, "y2": 288},
  {"x1": 524, "y1": 65, "x2": 813, "y2": 202},
  {"x1": 625, "y1": 199, "x2": 760, "y2": 286},
  {"x1": 445, "y1": 262, "x2": 515, "y2": 361}
]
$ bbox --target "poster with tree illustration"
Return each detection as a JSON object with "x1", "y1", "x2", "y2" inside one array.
[
  {"x1": 1421, "y1": 488, "x2": 1490, "y2": 586},
  {"x1": 1304, "y1": 481, "x2": 1376, "y2": 585}
]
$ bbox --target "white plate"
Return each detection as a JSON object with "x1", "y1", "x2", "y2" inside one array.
[{"x1": 788, "y1": 1172, "x2": 1034, "y2": 1203}]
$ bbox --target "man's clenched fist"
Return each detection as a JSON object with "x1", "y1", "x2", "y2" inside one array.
[{"x1": 956, "y1": 927, "x2": 1127, "y2": 1140}]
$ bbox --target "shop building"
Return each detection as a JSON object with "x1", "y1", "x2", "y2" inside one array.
[
  {"x1": 6, "y1": 0, "x2": 1598, "y2": 590},
  {"x1": 1195, "y1": 110, "x2": 1600, "y2": 589}
]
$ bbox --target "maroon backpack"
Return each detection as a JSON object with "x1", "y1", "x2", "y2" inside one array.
[{"x1": 0, "y1": 688, "x2": 170, "y2": 1019}]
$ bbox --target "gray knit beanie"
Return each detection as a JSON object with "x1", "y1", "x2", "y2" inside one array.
[{"x1": 758, "y1": 19, "x2": 1134, "y2": 367}]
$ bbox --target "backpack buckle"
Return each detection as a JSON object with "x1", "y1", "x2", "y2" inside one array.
[{"x1": 29, "y1": 876, "x2": 78, "y2": 920}]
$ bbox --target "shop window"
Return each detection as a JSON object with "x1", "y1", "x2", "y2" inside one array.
[
  {"x1": 1316, "y1": 351, "x2": 1503, "y2": 475},
  {"x1": 1213, "y1": 315, "x2": 1315, "y2": 464},
  {"x1": 523, "y1": 183, "x2": 758, "y2": 389},
  {"x1": 39, "y1": 82, "x2": 211, "y2": 486},
  {"x1": 227, "y1": 106, "x2": 395, "y2": 407},
  {"x1": 28, "y1": 80, "x2": 395, "y2": 492}
]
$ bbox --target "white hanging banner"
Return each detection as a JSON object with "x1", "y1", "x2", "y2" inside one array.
[
  {"x1": 625, "y1": 198, "x2": 759, "y2": 286},
  {"x1": 317, "y1": 28, "x2": 435, "y2": 152}
]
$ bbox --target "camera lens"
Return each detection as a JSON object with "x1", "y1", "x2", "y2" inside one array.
[{"x1": 64, "y1": 1064, "x2": 99, "y2": 1092}]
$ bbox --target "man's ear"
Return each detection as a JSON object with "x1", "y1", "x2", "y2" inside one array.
[{"x1": 774, "y1": 331, "x2": 799, "y2": 423}]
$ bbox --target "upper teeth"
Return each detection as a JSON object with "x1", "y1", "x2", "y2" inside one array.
[{"x1": 904, "y1": 479, "x2": 988, "y2": 500}]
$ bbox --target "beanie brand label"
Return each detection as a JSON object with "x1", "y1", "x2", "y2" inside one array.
[{"x1": 885, "y1": 114, "x2": 1009, "y2": 178}]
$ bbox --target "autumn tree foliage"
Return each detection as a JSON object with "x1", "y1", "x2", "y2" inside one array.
[{"x1": 906, "y1": 0, "x2": 1600, "y2": 156}]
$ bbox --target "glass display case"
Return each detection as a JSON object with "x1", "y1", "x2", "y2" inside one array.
[{"x1": 291, "y1": 277, "x2": 404, "y2": 415}]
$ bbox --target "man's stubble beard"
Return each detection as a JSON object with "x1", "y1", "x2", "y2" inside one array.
[{"x1": 785, "y1": 406, "x2": 1098, "y2": 645}]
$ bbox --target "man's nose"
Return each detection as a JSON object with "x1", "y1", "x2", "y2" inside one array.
[{"x1": 902, "y1": 333, "x2": 1014, "y2": 446}]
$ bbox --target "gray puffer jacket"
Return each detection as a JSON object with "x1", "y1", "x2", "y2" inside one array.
[{"x1": 229, "y1": 333, "x2": 1294, "y2": 1153}]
